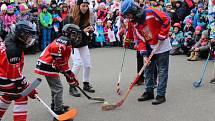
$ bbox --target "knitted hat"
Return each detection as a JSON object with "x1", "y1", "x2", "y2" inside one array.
[
  {"x1": 195, "y1": 26, "x2": 202, "y2": 31},
  {"x1": 191, "y1": 9, "x2": 196, "y2": 13},
  {"x1": 19, "y1": 4, "x2": 26, "y2": 12},
  {"x1": 96, "y1": 19, "x2": 102, "y2": 23},
  {"x1": 198, "y1": 3, "x2": 203, "y2": 8},
  {"x1": 107, "y1": 20, "x2": 112, "y2": 24},
  {"x1": 202, "y1": 29, "x2": 209, "y2": 39},
  {"x1": 1, "y1": 4, "x2": 7, "y2": 11},
  {"x1": 99, "y1": 2, "x2": 106, "y2": 6},
  {"x1": 186, "y1": 19, "x2": 192, "y2": 25},
  {"x1": 166, "y1": 3, "x2": 172, "y2": 7},
  {"x1": 7, "y1": 5, "x2": 14, "y2": 11},
  {"x1": 41, "y1": 4, "x2": 48, "y2": 10},
  {"x1": 76, "y1": 0, "x2": 89, "y2": 5}
]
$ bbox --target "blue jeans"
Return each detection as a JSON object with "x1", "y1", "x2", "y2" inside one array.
[
  {"x1": 41, "y1": 28, "x2": 51, "y2": 50},
  {"x1": 144, "y1": 51, "x2": 170, "y2": 96}
]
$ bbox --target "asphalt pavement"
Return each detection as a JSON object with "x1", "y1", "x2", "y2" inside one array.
[{"x1": 3, "y1": 47, "x2": 215, "y2": 121}]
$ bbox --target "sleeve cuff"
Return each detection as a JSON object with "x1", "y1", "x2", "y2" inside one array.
[{"x1": 158, "y1": 34, "x2": 167, "y2": 41}]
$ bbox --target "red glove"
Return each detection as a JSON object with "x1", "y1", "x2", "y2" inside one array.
[
  {"x1": 52, "y1": 58, "x2": 66, "y2": 72},
  {"x1": 64, "y1": 70, "x2": 79, "y2": 86},
  {"x1": 28, "y1": 89, "x2": 38, "y2": 99}
]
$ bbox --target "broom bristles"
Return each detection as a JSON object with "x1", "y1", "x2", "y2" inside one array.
[{"x1": 101, "y1": 101, "x2": 117, "y2": 111}]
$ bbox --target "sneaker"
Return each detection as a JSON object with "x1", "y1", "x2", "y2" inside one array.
[
  {"x1": 138, "y1": 92, "x2": 154, "y2": 102},
  {"x1": 69, "y1": 86, "x2": 81, "y2": 97},
  {"x1": 152, "y1": 95, "x2": 166, "y2": 105},
  {"x1": 83, "y1": 82, "x2": 95, "y2": 93}
]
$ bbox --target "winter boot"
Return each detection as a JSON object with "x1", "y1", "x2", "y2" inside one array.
[
  {"x1": 187, "y1": 52, "x2": 195, "y2": 61},
  {"x1": 152, "y1": 95, "x2": 166, "y2": 105},
  {"x1": 138, "y1": 92, "x2": 154, "y2": 102},
  {"x1": 83, "y1": 82, "x2": 95, "y2": 93},
  {"x1": 69, "y1": 86, "x2": 81, "y2": 97},
  {"x1": 53, "y1": 106, "x2": 73, "y2": 121},
  {"x1": 190, "y1": 52, "x2": 199, "y2": 61}
]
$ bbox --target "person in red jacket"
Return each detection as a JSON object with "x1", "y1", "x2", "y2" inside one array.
[
  {"x1": 122, "y1": 0, "x2": 172, "y2": 105},
  {"x1": 35, "y1": 24, "x2": 81, "y2": 121},
  {"x1": 0, "y1": 20, "x2": 38, "y2": 121}
]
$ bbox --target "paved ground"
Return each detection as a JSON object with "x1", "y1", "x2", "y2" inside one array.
[{"x1": 2, "y1": 47, "x2": 215, "y2": 121}]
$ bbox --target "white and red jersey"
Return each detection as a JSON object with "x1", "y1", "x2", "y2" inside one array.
[
  {"x1": 0, "y1": 41, "x2": 25, "y2": 93},
  {"x1": 126, "y1": 7, "x2": 172, "y2": 54},
  {"x1": 35, "y1": 36, "x2": 72, "y2": 77}
]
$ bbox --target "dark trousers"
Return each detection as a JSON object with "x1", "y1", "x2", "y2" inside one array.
[{"x1": 137, "y1": 51, "x2": 144, "y2": 82}]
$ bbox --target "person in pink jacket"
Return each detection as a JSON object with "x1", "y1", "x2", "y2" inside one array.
[{"x1": 3, "y1": 5, "x2": 16, "y2": 33}]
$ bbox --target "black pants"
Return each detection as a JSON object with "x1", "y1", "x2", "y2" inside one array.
[
  {"x1": 136, "y1": 51, "x2": 158, "y2": 84},
  {"x1": 137, "y1": 51, "x2": 144, "y2": 82}
]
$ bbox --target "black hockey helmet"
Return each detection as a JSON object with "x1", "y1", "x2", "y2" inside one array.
[
  {"x1": 62, "y1": 24, "x2": 83, "y2": 47},
  {"x1": 14, "y1": 20, "x2": 37, "y2": 48}
]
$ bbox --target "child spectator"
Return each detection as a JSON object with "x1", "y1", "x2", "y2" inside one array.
[
  {"x1": 39, "y1": 4, "x2": 52, "y2": 50},
  {"x1": 29, "y1": 7, "x2": 40, "y2": 53},
  {"x1": 183, "y1": 19, "x2": 195, "y2": 33},
  {"x1": 183, "y1": 9, "x2": 196, "y2": 25},
  {"x1": 193, "y1": 3, "x2": 208, "y2": 29},
  {"x1": 61, "y1": 4, "x2": 69, "y2": 21},
  {"x1": 0, "y1": 4, "x2": 7, "y2": 39},
  {"x1": 17, "y1": 4, "x2": 30, "y2": 21},
  {"x1": 49, "y1": 0, "x2": 62, "y2": 40},
  {"x1": 3, "y1": 5, "x2": 16, "y2": 33},
  {"x1": 97, "y1": 2, "x2": 108, "y2": 22},
  {"x1": 193, "y1": 26, "x2": 202, "y2": 43},
  {"x1": 95, "y1": 19, "x2": 105, "y2": 47},
  {"x1": 187, "y1": 29, "x2": 210, "y2": 61},
  {"x1": 106, "y1": 20, "x2": 116, "y2": 46},
  {"x1": 182, "y1": 31, "x2": 195, "y2": 55},
  {"x1": 170, "y1": 23, "x2": 184, "y2": 55}
]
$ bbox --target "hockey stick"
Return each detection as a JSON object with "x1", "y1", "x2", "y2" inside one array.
[
  {"x1": 35, "y1": 94, "x2": 77, "y2": 121},
  {"x1": 210, "y1": 50, "x2": 215, "y2": 84},
  {"x1": 63, "y1": 72, "x2": 105, "y2": 102},
  {"x1": 116, "y1": 48, "x2": 127, "y2": 95},
  {"x1": 0, "y1": 78, "x2": 42, "y2": 98},
  {"x1": 193, "y1": 51, "x2": 211, "y2": 88},
  {"x1": 102, "y1": 49, "x2": 156, "y2": 111}
]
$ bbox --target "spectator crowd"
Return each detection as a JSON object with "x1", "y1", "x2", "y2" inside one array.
[{"x1": 0, "y1": 0, "x2": 214, "y2": 61}]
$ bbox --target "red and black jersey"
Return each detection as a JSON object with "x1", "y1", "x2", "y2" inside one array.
[
  {"x1": 35, "y1": 36, "x2": 72, "y2": 77},
  {"x1": 0, "y1": 35, "x2": 25, "y2": 93},
  {"x1": 126, "y1": 7, "x2": 171, "y2": 52}
]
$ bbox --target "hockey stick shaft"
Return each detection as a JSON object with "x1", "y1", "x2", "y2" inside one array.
[
  {"x1": 76, "y1": 86, "x2": 91, "y2": 99},
  {"x1": 198, "y1": 53, "x2": 210, "y2": 83},
  {"x1": 21, "y1": 78, "x2": 42, "y2": 97},
  {"x1": 116, "y1": 49, "x2": 156, "y2": 107},
  {"x1": 63, "y1": 72, "x2": 105, "y2": 101},
  {"x1": 116, "y1": 48, "x2": 127, "y2": 94},
  {"x1": 35, "y1": 94, "x2": 58, "y2": 118}
]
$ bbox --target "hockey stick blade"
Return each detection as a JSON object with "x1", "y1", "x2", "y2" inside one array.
[
  {"x1": 35, "y1": 95, "x2": 77, "y2": 120},
  {"x1": 76, "y1": 86, "x2": 105, "y2": 102}
]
